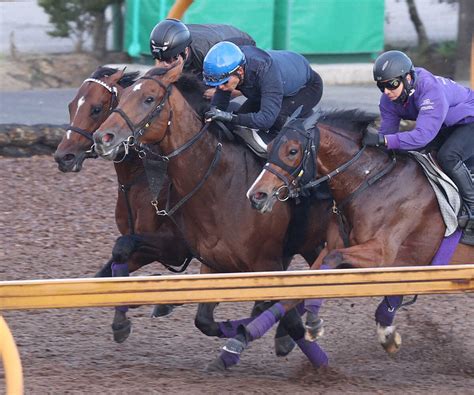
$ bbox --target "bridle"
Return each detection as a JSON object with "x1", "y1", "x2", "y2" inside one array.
[
  {"x1": 265, "y1": 122, "x2": 369, "y2": 202},
  {"x1": 67, "y1": 77, "x2": 119, "y2": 157}
]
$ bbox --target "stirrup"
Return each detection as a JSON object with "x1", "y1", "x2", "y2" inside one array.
[{"x1": 232, "y1": 126, "x2": 268, "y2": 158}]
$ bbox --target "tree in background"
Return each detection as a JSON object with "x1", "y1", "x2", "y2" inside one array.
[
  {"x1": 38, "y1": 0, "x2": 122, "y2": 58},
  {"x1": 455, "y1": 0, "x2": 474, "y2": 81}
]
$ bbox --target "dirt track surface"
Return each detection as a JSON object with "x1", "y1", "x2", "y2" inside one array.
[{"x1": 1, "y1": 156, "x2": 474, "y2": 394}]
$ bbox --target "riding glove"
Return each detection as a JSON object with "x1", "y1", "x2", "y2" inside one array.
[
  {"x1": 205, "y1": 107, "x2": 236, "y2": 123},
  {"x1": 362, "y1": 127, "x2": 386, "y2": 147}
]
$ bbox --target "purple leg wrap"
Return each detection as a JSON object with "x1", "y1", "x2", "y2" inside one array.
[
  {"x1": 296, "y1": 338, "x2": 329, "y2": 367},
  {"x1": 112, "y1": 262, "x2": 129, "y2": 313},
  {"x1": 304, "y1": 299, "x2": 323, "y2": 315},
  {"x1": 431, "y1": 229, "x2": 462, "y2": 265},
  {"x1": 245, "y1": 303, "x2": 285, "y2": 341},
  {"x1": 375, "y1": 296, "x2": 404, "y2": 327},
  {"x1": 218, "y1": 317, "x2": 255, "y2": 338},
  {"x1": 219, "y1": 349, "x2": 240, "y2": 368}
]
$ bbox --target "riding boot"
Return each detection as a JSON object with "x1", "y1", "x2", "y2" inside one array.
[{"x1": 449, "y1": 161, "x2": 474, "y2": 230}]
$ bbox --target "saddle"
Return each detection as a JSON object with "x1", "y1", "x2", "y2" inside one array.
[{"x1": 410, "y1": 151, "x2": 474, "y2": 245}]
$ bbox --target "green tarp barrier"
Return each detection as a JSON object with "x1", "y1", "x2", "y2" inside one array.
[
  {"x1": 274, "y1": 0, "x2": 384, "y2": 54},
  {"x1": 124, "y1": 0, "x2": 384, "y2": 57}
]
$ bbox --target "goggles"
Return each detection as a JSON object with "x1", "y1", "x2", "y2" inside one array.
[{"x1": 376, "y1": 78, "x2": 402, "y2": 92}]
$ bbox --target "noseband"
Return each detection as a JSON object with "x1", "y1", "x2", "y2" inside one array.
[{"x1": 265, "y1": 121, "x2": 319, "y2": 201}]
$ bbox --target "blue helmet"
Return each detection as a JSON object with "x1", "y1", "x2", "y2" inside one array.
[{"x1": 203, "y1": 41, "x2": 246, "y2": 86}]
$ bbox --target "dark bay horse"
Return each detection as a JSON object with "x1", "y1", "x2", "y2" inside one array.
[
  {"x1": 245, "y1": 110, "x2": 473, "y2": 355},
  {"x1": 92, "y1": 66, "x2": 335, "y2": 369},
  {"x1": 54, "y1": 67, "x2": 193, "y2": 342}
]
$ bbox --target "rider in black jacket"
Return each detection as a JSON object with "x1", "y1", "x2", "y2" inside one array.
[{"x1": 149, "y1": 18, "x2": 255, "y2": 78}]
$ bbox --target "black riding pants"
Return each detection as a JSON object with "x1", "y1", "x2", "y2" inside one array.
[
  {"x1": 236, "y1": 69, "x2": 323, "y2": 133},
  {"x1": 436, "y1": 122, "x2": 474, "y2": 174}
]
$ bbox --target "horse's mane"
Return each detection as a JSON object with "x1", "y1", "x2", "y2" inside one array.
[
  {"x1": 91, "y1": 66, "x2": 140, "y2": 88},
  {"x1": 147, "y1": 68, "x2": 210, "y2": 117},
  {"x1": 318, "y1": 109, "x2": 377, "y2": 134}
]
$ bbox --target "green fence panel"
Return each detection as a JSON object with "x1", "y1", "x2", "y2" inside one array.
[
  {"x1": 274, "y1": 0, "x2": 384, "y2": 54},
  {"x1": 124, "y1": 0, "x2": 275, "y2": 57}
]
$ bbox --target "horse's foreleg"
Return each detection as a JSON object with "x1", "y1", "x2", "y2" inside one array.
[
  {"x1": 375, "y1": 296, "x2": 404, "y2": 354},
  {"x1": 206, "y1": 300, "x2": 302, "y2": 371},
  {"x1": 111, "y1": 261, "x2": 132, "y2": 343},
  {"x1": 320, "y1": 239, "x2": 396, "y2": 269}
]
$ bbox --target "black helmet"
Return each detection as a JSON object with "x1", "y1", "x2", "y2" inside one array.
[
  {"x1": 149, "y1": 18, "x2": 192, "y2": 61},
  {"x1": 373, "y1": 50, "x2": 416, "y2": 104},
  {"x1": 373, "y1": 50, "x2": 414, "y2": 81}
]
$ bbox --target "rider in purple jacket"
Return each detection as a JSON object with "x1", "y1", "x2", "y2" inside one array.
[{"x1": 362, "y1": 50, "x2": 474, "y2": 232}]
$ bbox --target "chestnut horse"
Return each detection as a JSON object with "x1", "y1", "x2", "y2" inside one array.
[
  {"x1": 92, "y1": 66, "x2": 336, "y2": 369},
  {"x1": 241, "y1": 110, "x2": 473, "y2": 361}
]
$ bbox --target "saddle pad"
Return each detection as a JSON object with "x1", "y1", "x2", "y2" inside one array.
[{"x1": 409, "y1": 151, "x2": 461, "y2": 236}]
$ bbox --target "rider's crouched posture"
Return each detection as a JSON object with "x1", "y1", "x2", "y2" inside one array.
[
  {"x1": 149, "y1": 18, "x2": 255, "y2": 79},
  {"x1": 363, "y1": 50, "x2": 474, "y2": 231},
  {"x1": 202, "y1": 42, "x2": 323, "y2": 144}
]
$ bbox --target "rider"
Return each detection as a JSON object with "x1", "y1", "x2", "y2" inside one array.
[
  {"x1": 202, "y1": 41, "x2": 323, "y2": 152},
  {"x1": 149, "y1": 18, "x2": 255, "y2": 79},
  {"x1": 363, "y1": 50, "x2": 474, "y2": 231}
]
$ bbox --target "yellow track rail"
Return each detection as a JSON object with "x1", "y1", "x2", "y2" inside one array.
[
  {"x1": 0, "y1": 316, "x2": 23, "y2": 395},
  {"x1": 1, "y1": 265, "x2": 473, "y2": 311}
]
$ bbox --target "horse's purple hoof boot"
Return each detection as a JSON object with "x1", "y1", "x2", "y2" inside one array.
[
  {"x1": 112, "y1": 319, "x2": 131, "y2": 343},
  {"x1": 275, "y1": 334, "x2": 296, "y2": 357}
]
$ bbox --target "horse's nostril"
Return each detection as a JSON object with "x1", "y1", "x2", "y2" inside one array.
[
  {"x1": 253, "y1": 192, "x2": 268, "y2": 201},
  {"x1": 62, "y1": 153, "x2": 75, "y2": 163},
  {"x1": 103, "y1": 133, "x2": 114, "y2": 143}
]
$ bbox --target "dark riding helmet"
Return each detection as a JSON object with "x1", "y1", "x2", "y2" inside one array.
[
  {"x1": 373, "y1": 50, "x2": 414, "y2": 81},
  {"x1": 373, "y1": 50, "x2": 416, "y2": 104},
  {"x1": 149, "y1": 18, "x2": 192, "y2": 61}
]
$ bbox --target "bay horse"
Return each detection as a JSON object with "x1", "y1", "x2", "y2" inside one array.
[
  {"x1": 92, "y1": 66, "x2": 336, "y2": 369},
  {"x1": 54, "y1": 67, "x2": 193, "y2": 342},
  {"x1": 243, "y1": 109, "x2": 473, "y2": 359},
  {"x1": 55, "y1": 66, "x2": 329, "y2": 357}
]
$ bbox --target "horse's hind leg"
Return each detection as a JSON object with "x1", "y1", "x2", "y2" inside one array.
[
  {"x1": 250, "y1": 300, "x2": 297, "y2": 357},
  {"x1": 375, "y1": 296, "x2": 403, "y2": 354}
]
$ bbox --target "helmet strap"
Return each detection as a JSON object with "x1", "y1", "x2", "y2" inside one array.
[{"x1": 394, "y1": 74, "x2": 415, "y2": 105}]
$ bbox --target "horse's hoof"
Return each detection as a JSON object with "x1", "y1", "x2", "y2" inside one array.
[
  {"x1": 112, "y1": 319, "x2": 132, "y2": 343},
  {"x1": 275, "y1": 334, "x2": 296, "y2": 357},
  {"x1": 151, "y1": 304, "x2": 175, "y2": 318},
  {"x1": 205, "y1": 357, "x2": 227, "y2": 372},
  {"x1": 305, "y1": 318, "x2": 325, "y2": 342},
  {"x1": 377, "y1": 324, "x2": 402, "y2": 354}
]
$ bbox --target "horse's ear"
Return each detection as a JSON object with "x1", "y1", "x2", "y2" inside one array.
[
  {"x1": 108, "y1": 68, "x2": 126, "y2": 84},
  {"x1": 162, "y1": 60, "x2": 184, "y2": 84}
]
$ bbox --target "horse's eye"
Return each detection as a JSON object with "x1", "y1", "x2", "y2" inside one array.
[
  {"x1": 289, "y1": 148, "x2": 298, "y2": 156},
  {"x1": 145, "y1": 96, "x2": 155, "y2": 104},
  {"x1": 91, "y1": 105, "x2": 102, "y2": 115}
]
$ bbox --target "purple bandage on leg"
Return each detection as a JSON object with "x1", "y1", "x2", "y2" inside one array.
[
  {"x1": 245, "y1": 303, "x2": 285, "y2": 341},
  {"x1": 219, "y1": 349, "x2": 240, "y2": 368},
  {"x1": 431, "y1": 229, "x2": 462, "y2": 265},
  {"x1": 296, "y1": 338, "x2": 328, "y2": 367},
  {"x1": 304, "y1": 299, "x2": 323, "y2": 315},
  {"x1": 111, "y1": 262, "x2": 129, "y2": 277},
  {"x1": 218, "y1": 317, "x2": 255, "y2": 338},
  {"x1": 375, "y1": 295, "x2": 403, "y2": 327}
]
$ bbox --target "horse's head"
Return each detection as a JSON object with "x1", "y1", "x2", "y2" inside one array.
[
  {"x1": 247, "y1": 118, "x2": 318, "y2": 213},
  {"x1": 53, "y1": 67, "x2": 139, "y2": 172},
  {"x1": 93, "y1": 64, "x2": 184, "y2": 161},
  {"x1": 248, "y1": 110, "x2": 378, "y2": 213}
]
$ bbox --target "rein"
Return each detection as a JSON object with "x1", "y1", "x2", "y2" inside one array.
[{"x1": 111, "y1": 74, "x2": 228, "y2": 272}]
